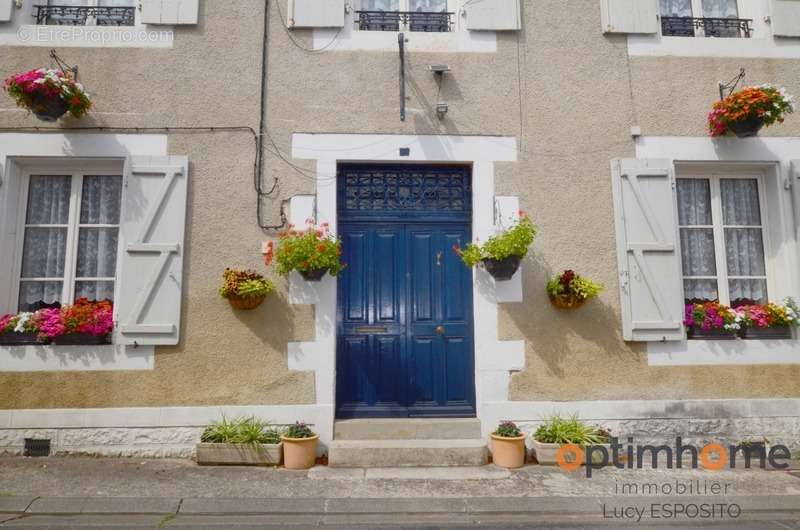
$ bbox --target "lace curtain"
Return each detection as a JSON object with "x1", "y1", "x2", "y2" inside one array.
[
  {"x1": 677, "y1": 178, "x2": 767, "y2": 305},
  {"x1": 18, "y1": 175, "x2": 122, "y2": 311},
  {"x1": 409, "y1": 0, "x2": 447, "y2": 11},
  {"x1": 361, "y1": 0, "x2": 399, "y2": 10},
  {"x1": 701, "y1": 0, "x2": 738, "y2": 18},
  {"x1": 660, "y1": 0, "x2": 692, "y2": 17}
]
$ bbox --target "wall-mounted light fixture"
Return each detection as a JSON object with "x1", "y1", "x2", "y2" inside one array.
[{"x1": 436, "y1": 103, "x2": 449, "y2": 120}]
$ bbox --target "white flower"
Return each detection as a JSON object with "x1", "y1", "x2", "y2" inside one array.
[{"x1": 13, "y1": 312, "x2": 32, "y2": 333}]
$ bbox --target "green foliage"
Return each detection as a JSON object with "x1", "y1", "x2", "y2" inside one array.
[
  {"x1": 533, "y1": 414, "x2": 610, "y2": 445},
  {"x1": 454, "y1": 216, "x2": 537, "y2": 268},
  {"x1": 493, "y1": 421, "x2": 523, "y2": 438},
  {"x1": 546, "y1": 270, "x2": 604, "y2": 301},
  {"x1": 283, "y1": 421, "x2": 316, "y2": 439},
  {"x1": 200, "y1": 416, "x2": 281, "y2": 446},
  {"x1": 273, "y1": 224, "x2": 343, "y2": 277},
  {"x1": 218, "y1": 269, "x2": 275, "y2": 299}
]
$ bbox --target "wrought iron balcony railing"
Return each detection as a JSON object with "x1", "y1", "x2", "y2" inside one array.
[
  {"x1": 33, "y1": 5, "x2": 136, "y2": 26},
  {"x1": 355, "y1": 11, "x2": 454, "y2": 33},
  {"x1": 661, "y1": 16, "x2": 752, "y2": 38}
]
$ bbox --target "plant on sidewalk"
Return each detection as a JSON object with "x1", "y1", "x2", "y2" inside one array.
[
  {"x1": 493, "y1": 421, "x2": 523, "y2": 438},
  {"x1": 283, "y1": 421, "x2": 316, "y2": 439},
  {"x1": 533, "y1": 415, "x2": 609, "y2": 445},
  {"x1": 200, "y1": 416, "x2": 281, "y2": 446}
]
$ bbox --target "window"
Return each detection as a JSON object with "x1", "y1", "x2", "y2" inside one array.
[
  {"x1": 15, "y1": 172, "x2": 123, "y2": 312},
  {"x1": 356, "y1": 0, "x2": 453, "y2": 32},
  {"x1": 36, "y1": 0, "x2": 136, "y2": 26},
  {"x1": 660, "y1": 0, "x2": 751, "y2": 38},
  {"x1": 677, "y1": 174, "x2": 770, "y2": 307}
]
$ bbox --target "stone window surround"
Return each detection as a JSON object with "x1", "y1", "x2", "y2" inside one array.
[
  {"x1": 0, "y1": 133, "x2": 167, "y2": 372},
  {"x1": 635, "y1": 135, "x2": 800, "y2": 366}
]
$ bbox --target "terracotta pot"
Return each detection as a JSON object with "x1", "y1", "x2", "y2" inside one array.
[
  {"x1": 482, "y1": 256, "x2": 521, "y2": 281},
  {"x1": 299, "y1": 268, "x2": 328, "y2": 282},
  {"x1": 490, "y1": 434, "x2": 527, "y2": 469},
  {"x1": 281, "y1": 434, "x2": 318, "y2": 469},
  {"x1": 226, "y1": 294, "x2": 266, "y2": 310},
  {"x1": 728, "y1": 116, "x2": 764, "y2": 138},
  {"x1": 549, "y1": 293, "x2": 586, "y2": 310},
  {"x1": 29, "y1": 92, "x2": 68, "y2": 122}
]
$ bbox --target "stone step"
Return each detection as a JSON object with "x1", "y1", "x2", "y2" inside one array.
[
  {"x1": 334, "y1": 418, "x2": 482, "y2": 441},
  {"x1": 327, "y1": 439, "x2": 488, "y2": 468}
]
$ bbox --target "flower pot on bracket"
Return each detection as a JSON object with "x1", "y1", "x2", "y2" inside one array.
[
  {"x1": 226, "y1": 294, "x2": 266, "y2": 310},
  {"x1": 29, "y1": 92, "x2": 68, "y2": 122},
  {"x1": 490, "y1": 434, "x2": 527, "y2": 469},
  {"x1": 52, "y1": 333, "x2": 111, "y2": 346},
  {"x1": 549, "y1": 293, "x2": 586, "y2": 310},
  {"x1": 482, "y1": 256, "x2": 521, "y2": 281},
  {"x1": 739, "y1": 327, "x2": 793, "y2": 340},
  {"x1": 299, "y1": 268, "x2": 328, "y2": 282},
  {"x1": 686, "y1": 327, "x2": 737, "y2": 340},
  {"x1": 0, "y1": 332, "x2": 44, "y2": 346},
  {"x1": 728, "y1": 116, "x2": 764, "y2": 138}
]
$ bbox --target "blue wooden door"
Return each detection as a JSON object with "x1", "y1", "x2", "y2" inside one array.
[{"x1": 336, "y1": 164, "x2": 475, "y2": 418}]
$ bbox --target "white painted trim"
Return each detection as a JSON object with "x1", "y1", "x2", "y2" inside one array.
[
  {"x1": 649, "y1": 338, "x2": 800, "y2": 365},
  {"x1": 0, "y1": 134, "x2": 168, "y2": 372},
  {"x1": 289, "y1": 133, "x2": 522, "y2": 435},
  {"x1": 0, "y1": 344, "x2": 154, "y2": 372}
]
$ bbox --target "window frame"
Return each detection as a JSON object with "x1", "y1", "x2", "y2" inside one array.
[
  {"x1": 676, "y1": 168, "x2": 775, "y2": 307},
  {"x1": 355, "y1": 0, "x2": 456, "y2": 32},
  {"x1": 660, "y1": 0, "x2": 746, "y2": 38},
  {"x1": 42, "y1": 0, "x2": 138, "y2": 27},
  {"x1": 11, "y1": 161, "x2": 124, "y2": 312}
]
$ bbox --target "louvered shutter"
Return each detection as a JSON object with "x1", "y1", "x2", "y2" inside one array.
[
  {"x1": 116, "y1": 156, "x2": 189, "y2": 346},
  {"x1": 600, "y1": 0, "x2": 659, "y2": 34},
  {"x1": 0, "y1": 0, "x2": 13, "y2": 22},
  {"x1": 142, "y1": 0, "x2": 199, "y2": 25},
  {"x1": 465, "y1": 0, "x2": 521, "y2": 31},
  {"x1": 611, "y1": 159, "x2": 684, "y2": 342},
  {"x1": 771, "y1": 0, "x2": 800, "y2": 37},
  {"x1": 289, "y1": 0, "x2": 345, "y2": 28}
]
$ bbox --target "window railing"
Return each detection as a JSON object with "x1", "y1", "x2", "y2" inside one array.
[
  {"x1": 661, "y1": 16, "x2": 752, "y2": 38},
  {"x1": 33, "y1": 5, "x2": 136, "y2": 26},
  {"x1": 355, "y1": 10, "x2": 454, "y2": 33}
]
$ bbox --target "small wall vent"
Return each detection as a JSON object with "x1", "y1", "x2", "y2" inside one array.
[{"x1": 24, "y1": 438, "x2": 51, "y2": 457}]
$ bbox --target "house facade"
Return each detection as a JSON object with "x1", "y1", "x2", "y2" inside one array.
[{"x1": 0, "y1": 0, "x2": 799, "y2": 460}]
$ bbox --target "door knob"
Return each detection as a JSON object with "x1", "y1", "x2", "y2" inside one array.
[{"x1": 435, "y1": 326, "x2": 445, "y2": 335}]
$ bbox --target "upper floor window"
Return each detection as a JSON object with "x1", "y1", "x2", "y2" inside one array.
[
  {"x1": 356, "y1": 0, "x2": 454, "y2": 33},
  {"x1": 660, "y1": 0, "x2": 751, "y2": 38},
  {"x1": 35, "y1": 0, "x2": 136, "y2": 27}
]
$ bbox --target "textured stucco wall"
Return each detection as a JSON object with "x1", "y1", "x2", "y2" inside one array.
[{"x1": 0, "y1": 0, "x2": 799, "y2": 410}]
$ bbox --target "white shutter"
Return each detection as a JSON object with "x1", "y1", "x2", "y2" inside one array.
[
  {"x1": 289, "y1": 0, "x2": 345, "y2": 28},
  {"x1": 142, "y1": 0, "x2": 199, "y2": 25},
  {"x1": 771, "y1": 0, "x2": 800, "y2": 37},
  {"x1": 0, "y1": 0, "x2": 13, "y2": 22},
  {"x1": 792, "y1": 161, "x2": 800, "y2": 264},
  {"x1": 465, "y1": 0, "x2": 521, "y2": 31},
  {"x1": 116, "y1": 156, "x2": 189, "y2": 346},
  {"x1": 611, "y1": 159, "x2": 684, "y2": 342},
  {"x1": 600, "y1": 0, "x2": 659, "y2": 34}
]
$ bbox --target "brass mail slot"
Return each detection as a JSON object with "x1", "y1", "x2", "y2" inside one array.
[{"x1": 355, "y1": 326, "x2": 389, "y2": 334}]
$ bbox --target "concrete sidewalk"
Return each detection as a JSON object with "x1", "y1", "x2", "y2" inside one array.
[{"x1": 0, "y1": 457, "x2": 799, "y2": 527}]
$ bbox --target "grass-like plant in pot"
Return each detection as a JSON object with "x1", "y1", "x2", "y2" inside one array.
[
  {"x1": 197, "y1": 416, "x2": 283, "y2": 466},
  {"x1": 268, "y1": 221, "x2": 343, "y2": 282},
  {"x1": 490, "y1": 421, "x2": 527, "y2": 469},
  {"x1": 532, "y1": 414, "x2": 611, "y2": 466},
  {"x1": 708, "y1": 85, "x2": 794, "y2": 138},
  {"x1": 219, "y1": 268, "x2": 275, "y2": 310},
  {"x1": 281, "y1": 421, "x2": 319, "y2": 470},
  {"x1": 4, "y1": 68, "x2": 91, "y2": 122},
  {"x1": 453, "y1": 213, "x2": 537, "y2": 281},
  {"x1": 547, "y1": 270, "x2": 604, "y2": 310}
]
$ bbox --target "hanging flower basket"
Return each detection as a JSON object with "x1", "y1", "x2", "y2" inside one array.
[
  {"x1": 549, "y1": 292, "x2": 586, "y2": 310},
  {"x1": 3, "y1": 68, "x2": 92, "y2": 123},
  {"x1": 219, "y1": 269, "x2": 275, "y2": 310},
  {"x1": 708, "y1": 85, "x2": 794, "y2": 138},
  {"x1": 299, "y1": 268, "x2": 329, "y2": 282},
  {"x1": 226, "y1": 294, "x2": 267, "y2": 310},
  {"x1": 546, "y1": 270, "x2": 604, "y2": 310},
  {"x1": 482, "y1": 256, "x2": 520, "y2": 281}
]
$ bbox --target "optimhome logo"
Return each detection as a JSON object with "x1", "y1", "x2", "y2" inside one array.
[{"x1": 555, "y1": 437, "x2": 792, "y2": 478}]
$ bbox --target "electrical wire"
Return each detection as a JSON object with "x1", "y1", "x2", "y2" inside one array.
[{"x1": 273, "y1": 0, "x2": 343, "y2": 53}]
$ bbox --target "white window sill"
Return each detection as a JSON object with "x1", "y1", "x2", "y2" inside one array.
[
  {"x1": 0, "y1": 24, "x2": 173, "y2": 48},
  {"x1": 313, "y1": 26, "x2": 496, "y2": 53},
  {"x1": 0, "y1": 343, "x2": 154, "y2": 372},
  {"x1": 627, "y1": 35, "x2": 800, "y2": 59},
  {"x1": 648, "y1": 338, "x2": 800, "y2": 366}
]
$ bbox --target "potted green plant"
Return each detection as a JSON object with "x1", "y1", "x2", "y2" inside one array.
[
  {"x1": 453, "y1": 213, "x2": 537, "y2": 281},
  {"x1": 708, "y1": 85, "x2": 794, "y2": 138},
  {"x1": 532, "y1": 414, "x2": 611, "y2": 466},
  {"x1": 736, "y1": 298, "x2": 797, "y2": 340},
  {"x1": 490, "y1": 421, "x2": 527, "y2": 469},
  {"x1": 268, "y1": 221, "x2": 343, "y2": 281},
  {"x1": 4, "y1": 68, "x2": 92, "y2": 122},
  {"x1": 196, "y1": 416, "x2": 282, "y2": 466},
  {"x1": 0, "y1": 312, "x2": 44, "y2": 346},
  {"x1": 281, "y1": 421, "x2": 318, "y2": 470},
  {"x1": 546, "y1": 270, "x2": 604, "y2": 310},
  {"x1": 683, "y1": 301, "x2": 740, "y2": 340},
  {"x1": 219, "y1": 268, "x2": 275, "y2": 310}
]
